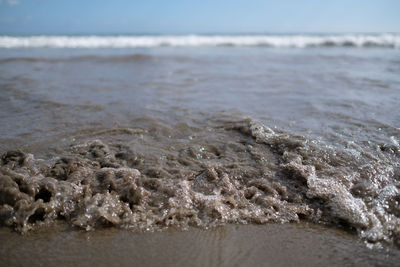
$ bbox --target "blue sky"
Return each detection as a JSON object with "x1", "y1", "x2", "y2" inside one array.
[{"x1": 0, "y1": 0, "x2": 399, "y2": 34}]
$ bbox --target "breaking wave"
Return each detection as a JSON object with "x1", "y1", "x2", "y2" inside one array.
[{"x1": 0, "y1": 34, "x2": 399, "y2": 48}]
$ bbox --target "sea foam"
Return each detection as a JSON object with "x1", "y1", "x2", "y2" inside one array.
[{"x1": 0, "y1": 34, "x2": 399, "y2": 48}]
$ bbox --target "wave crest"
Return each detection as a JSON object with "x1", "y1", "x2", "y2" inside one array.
[{"x1": 0, "y1": 34, "x2": 399, "y2": 48}]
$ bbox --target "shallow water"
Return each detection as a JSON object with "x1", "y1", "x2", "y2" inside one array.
[
  {"x1": 1, "y1": 223, "x2": 400, "y2": 267},
  {"x1": 0, "y1": 45, "x2": 399, "y2": 251}
]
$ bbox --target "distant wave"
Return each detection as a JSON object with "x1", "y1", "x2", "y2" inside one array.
[
  {"x1": 0, "y1": 34, "x2": 399, "y2": 48},
  {"x1": 0, "y1": 54, "x2": 154, "y2": 63}
]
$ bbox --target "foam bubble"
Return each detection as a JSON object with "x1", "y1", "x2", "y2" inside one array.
[{"x1": 0, "y1": 119, "x2": 399, "y2": 249}]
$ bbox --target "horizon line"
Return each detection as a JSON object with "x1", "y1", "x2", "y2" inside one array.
[{"x1": 1, "y1": 31, "x2": 399, "y2": 36}]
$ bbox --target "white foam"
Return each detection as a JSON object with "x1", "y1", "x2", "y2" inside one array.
[{"x1": 0, "y1": 34, "x2": 399, "y2": 48}]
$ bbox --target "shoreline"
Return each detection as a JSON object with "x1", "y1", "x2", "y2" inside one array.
[{"x1": 1, "y1": 222, "x2": 399, "y2": 266}]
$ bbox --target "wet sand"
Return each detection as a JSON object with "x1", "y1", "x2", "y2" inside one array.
[{"x1": 1, "y1": 223, "x2": 399, "y2": 267}]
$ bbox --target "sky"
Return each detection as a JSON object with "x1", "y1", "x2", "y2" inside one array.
[{"x1": 0, "y1": 0, "x2": 399, "y2": 34}]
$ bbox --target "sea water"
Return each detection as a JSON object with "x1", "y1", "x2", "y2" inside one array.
[{"x1": 0, "y1": 34, "x2": 399, "y2": 249}]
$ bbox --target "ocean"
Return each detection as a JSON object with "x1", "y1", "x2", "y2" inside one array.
[{"x1": 0, "y1": 34, "x2": 399, "y2": 258}]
